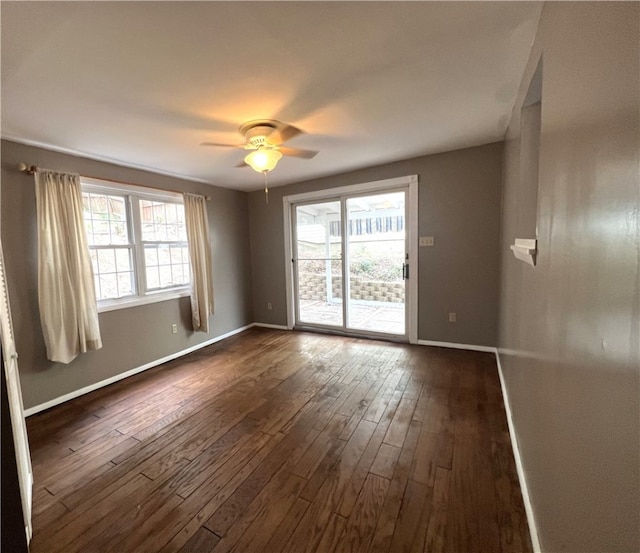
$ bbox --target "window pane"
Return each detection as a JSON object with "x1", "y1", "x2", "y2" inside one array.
[
  {"x1": 159, "y1": 265, "x2": 173, "y2": 288},
  {"x1": 82, "y1": 192, "x2": 130, "y2": 246},
  {"x1": 166, "y1": 224, "x2": 179, "y2": 241},
  {"x1": 99, "y1": 273, "x2": 118, "y2": 300},
  {"x1": 97, "y1": 249, "x2": 116, "y2": 273},
  {"x1": 139, "y1": 200, "x2": 187, "y2": 242},
  {"x1": 117, "y1": 272, "x2": 134, "y2": 296},
  {"x1": 158, "y1": 244, "x2": 170, "y2": 265},
  {"x1": 92, "y1": 220, "x2": 111, "y2": 245},
  {"x1": 170, "y1": 246, "x2": 184, "y2": 264},
  {"x1": 91, "y1": 195, "x2": 107, "y2": 215},
  {"x1": 111, "y1": 222, "x2": 128, "y2": 245},
  {"x1": 89, "y1": 250, "x2": 99, "y2": 274},
  {"x1": 109, "y1": 196, "x2": 126, "y2": 219},
  {"x1": 144, "y1": 245, "x2": 158, "y2": 266},
  {"x1": 153, "y1": 203, "x2": 165, "y2": 223},
  {"x1": 166, "y1": 203, "x2": 178, "y2": 223},
  {"x1": 84, "y1": 220, "x2": 94, "y2": 243},
  {"x1": 115, "y1": 248, "x2": 132, "y2": 272},
  {"x1": 89, "y1": 246, "x2": 134, "y2": 300},
  {"x1": 143, "y1": 242, "x2": 189, "y2": 291},
  {"x1": 146, "y1": 266, "x2": 160, "y2": 289},
  {"x1": 172, "y1": 265, "x2": 184, "y2": 284}
]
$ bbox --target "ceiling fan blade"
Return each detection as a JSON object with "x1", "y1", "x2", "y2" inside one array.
[
  {"x1": 235, "y1": 160, "x2": 248, "y2": 168},
  {"x1": 200, "y1": 142, "x2": 245, "y2": 148},
  {"x1": 270, "y1": 124, "x2": 303, "y2": 145},
  {"x1": 279, "y1": 146, "x2": 318, "y2": 159}
]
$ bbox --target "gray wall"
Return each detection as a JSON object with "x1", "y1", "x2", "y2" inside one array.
[
  {"x1": 498, "y1": 3, "x2": 639, "y2": 552},
  {"x1": 1, "y1": 140, "x2": 254, "y2": 409},
  {"x1": 249, "y1": 142, "x2": 503, "y2": 346}
]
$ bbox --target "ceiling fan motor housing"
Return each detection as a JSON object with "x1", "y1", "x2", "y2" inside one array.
[
  {"x1": 200, "y1": 118, "x2": 315, "y2": 159},
  {"x1": 241, "y1": 121, "x2": 279, "y2": 149}
]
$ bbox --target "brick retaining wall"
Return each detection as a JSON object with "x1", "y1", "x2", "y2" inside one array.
[{"x1": 298, "y1": 273, "x2": 404, "y2": 303}]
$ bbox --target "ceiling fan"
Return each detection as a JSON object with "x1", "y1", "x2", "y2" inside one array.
[{"x1": 201, "y1": 119, "x2": 318, "y2": 173}]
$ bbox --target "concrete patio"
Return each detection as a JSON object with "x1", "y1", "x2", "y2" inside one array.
[{"x1": 298, "y1": 299, "x2": 405, "y2": 335}]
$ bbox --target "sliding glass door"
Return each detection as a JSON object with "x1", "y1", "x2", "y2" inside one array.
[
  {"x1": 346, "y1": 192, "x2": 405, "y2": 335},
  {"x1": 292, "y1": 189, "x2": 407, "y2": 339},
  {"x1": 294, "y1": 200, "x2": 343, "y2": 327}
]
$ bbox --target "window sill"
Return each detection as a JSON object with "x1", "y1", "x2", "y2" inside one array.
[{"x1": 97, "y1": 288, "x2": 190, "y2": 313}]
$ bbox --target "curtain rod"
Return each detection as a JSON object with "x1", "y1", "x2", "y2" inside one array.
[{"x1": 17, "y1": 163, "x2": 211, "y2": 201}]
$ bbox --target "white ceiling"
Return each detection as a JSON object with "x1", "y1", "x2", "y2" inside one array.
[{"x1": 1, "y1": 1, "x2": 542, "y2": 191}]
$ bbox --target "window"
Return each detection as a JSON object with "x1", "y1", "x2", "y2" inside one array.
[
  {"x1": 81, "y1": 178, "x2": 190, "y2": 311},
  {"x1": 139, "y1": 200, "x2": 190, "y2": 291}
]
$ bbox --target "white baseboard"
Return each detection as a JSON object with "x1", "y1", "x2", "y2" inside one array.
[
  {"x1": 23, "y1": 323, "x2": 254, "y2": 417},
  {"x1": 416, "y1": 339, "x2": 497, "y2": 353},
  {"x1": 495, "y1": 350, "x2": 541, "y2": 553},
  {"x1": 252, "y1": 322, "x2": 289, "y2": 330}
]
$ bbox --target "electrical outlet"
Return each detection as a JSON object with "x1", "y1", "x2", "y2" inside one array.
[
  {"x1": 267, "y1": 302, "x2": 273, "y2": 311},
  {"x1": 448, "y1": 312, "x2": 456, "y2": 323},
  {"x1": 419, "y1": 236, "x2": 434, "y2": 247},
  {"x1": 171, "y1": 323, "x2": 178, "y2": 334}
]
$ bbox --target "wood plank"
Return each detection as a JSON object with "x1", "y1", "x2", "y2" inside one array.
[
  {"x1": 42, "y1": 431, "x2": 138, "y2": 495},
  {"x1": 292, "y1": 413, "x2": 349, "y2": 479},
  {"x1": 382, "y1": 397, "x2": 416, "y2": 448},
  {"x1": 363, "y1": 370, "x2": 403, "y2": 424},
  {"x1": 336, "y1": 414, "x2": 392, "y2": 517},
  {"x1": 334, "y1": 473, "x2": 389, "y2": 553},
  {"x1": 31, "y1": 500, "x2": 69, "y2": 533},
  {"x1": 369, "y1": 443, "x2": 401, "y2": 480},
  {"x1": 261, "y1": 497, "x2": 310, "y2": 553},
  {"x1": 287, "y1": 419, "x2": 377, "y2": 553},
  {"x1": 388, "y1": 479, "x2": 431, "y2": 552},
  {"x1": 32, "y1": 486, "x2": 59, "y2": 516},
  {"x1": 153, "y1": 432, "x2": 286, "y2": 553},
  {"x1": 203, "y1": 424, "x2": 319, "y2": 537},
  {"x1": 176, "y1": 527, "x2": 220, "y2": 553},
  {"x1": 299, "y1": 437, "x2": 348, "y2": 502},
  {"x1": 410, "y1": 428, "x2": 440, "y2": 487},
  {"x1": 314, "y1": 513, "x2": 348, "y2": 553},
  {"x1": 424, "y1": 466, "x2": 451, "y2": 553},
  {"x1": 492, "y1": 441, "x2": 533, "y2": 553},
  {"x1": 32, "y1": 473, "x2": 152, "y2": 553},
  {"x1": 368, "y1": 420, "x2": 421, "y2": 553},
  {"x1": 211, "y1": 470, "x2": 306, "y2": 553},
  {"x1": 446, "y1": 422, "x2": 480, "y2": 553},
  {"x1": 85, "y1": 488, "x2": 184, "y2": 553},
  {"x1": 165, "y1": 417, "x2": 263, "y2": 498}
]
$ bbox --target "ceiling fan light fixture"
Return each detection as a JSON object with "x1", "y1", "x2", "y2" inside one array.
[{"x1": 244, "y1": 147, "x2": 282, "y2": 173}]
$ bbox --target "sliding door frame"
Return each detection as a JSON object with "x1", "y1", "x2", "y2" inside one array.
[{"x1": 283, "y1": 174, "x2": 418, "y2": 344}]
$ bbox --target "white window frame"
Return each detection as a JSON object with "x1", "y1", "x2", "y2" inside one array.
[{"x1": 81, "y1": 177, "x2": 190, "y2": 313}]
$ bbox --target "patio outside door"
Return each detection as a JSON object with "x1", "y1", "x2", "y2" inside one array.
[{"x1": 293, "y1": 189, "x2": 407, "y2": 339}]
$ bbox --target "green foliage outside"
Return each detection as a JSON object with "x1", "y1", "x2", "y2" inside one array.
[{"x1": 298, "y1": 241, "x2": 403, "y2": 283}]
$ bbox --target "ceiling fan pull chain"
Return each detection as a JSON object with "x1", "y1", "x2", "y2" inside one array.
[{"x1": 264, "y1": 171, "x2": 269, "y2": 204}]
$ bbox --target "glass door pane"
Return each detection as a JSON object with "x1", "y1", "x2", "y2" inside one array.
[
  {"x1": 346, "y1": 192, "x2": 406, "y2": 335},
  {"x1": 294, "y1": 201, "x2": 343, "y2": 327}
]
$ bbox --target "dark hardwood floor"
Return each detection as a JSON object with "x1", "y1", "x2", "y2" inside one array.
[{"x1": 26, "y1": 328, "x2": 532, "y2": 552}]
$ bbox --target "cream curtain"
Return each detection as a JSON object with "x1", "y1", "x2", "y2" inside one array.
[
  {"x1": 183, "y1": 193, "x2": 214, "y2": 332},
  {"x1": 35, "y1": 171, "x2": 102, "y2": 363}
]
